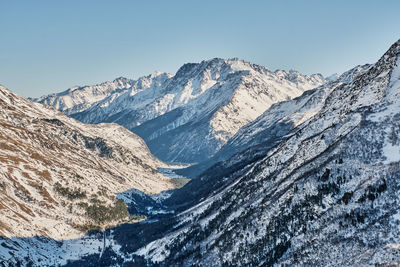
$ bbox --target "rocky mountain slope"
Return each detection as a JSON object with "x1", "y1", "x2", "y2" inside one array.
[
  {"x1": 35, "y1": 59, "x2": 325, "y2": 163},
  {"x1": 50, "y1": 39, "x2": 400, "y2": 266},
  {"x1": 33, "y1": 77, "x2": 135, "y2": 116},
  {"x1": 0, "y1": 85, "x2": 174, "y2": 243},
  {"x1": 177, "y1": 64, "x2": 371, "y2": 178}
]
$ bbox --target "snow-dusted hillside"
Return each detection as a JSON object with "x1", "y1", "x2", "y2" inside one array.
[
  {"x1": 0, "y1": 85, "x2": 174, "y2": 243},
  {"x1": 136, "y1": 39, "x2": 400, "y2": 266},
  {"x1": 177, "y1": 64, "x2": 371, "y2": 178},
  {"x1": 33, "y1": 77, "x2": 135, "y2": 115},
  {"x1": 36, "y1": 58, "x2": 325, "y2": 163},
  {"x1": 48, "y1": 39, "x2": 400, "y2": 266}
]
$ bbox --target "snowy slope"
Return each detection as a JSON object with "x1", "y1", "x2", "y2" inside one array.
[
  {"x1": 57, "y1": 39, "x2": 400, "y2": 266},
  {"x1": 178, "y1": 64, "x2": 371, "y2": 178},
  {"x1": 33, "y1": 77, "x2": 136, "y2": 115},
  {"x1": 0, "y1": 85, "x2": 174, "y2": 243},
  {"x1": 222, "y1": 64, "x2": 371, "y2": 157},
  {"x1": 36, "y1": 58, "x2": 325, "y2": 163}
]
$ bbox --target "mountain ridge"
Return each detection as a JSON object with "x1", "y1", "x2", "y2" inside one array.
[
  {"x1": 176, "y1": 63, "x2": 372, "y2": 178},
  {"x1": 107, "y1": 38, "x2": 400, "y2": 266},
  {"x1": 35, "y1": 58, "x2": 326, "y2": 164},
  {"x1": 0, "y1": 84, "x2": 175, "y2": 241}
]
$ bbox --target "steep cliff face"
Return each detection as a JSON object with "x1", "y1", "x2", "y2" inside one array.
[
  {"x1": 0, "y1": 85, "x2": 174, "y2": 242},
  {"x1": 35, "y1": 58, "x2": 325, "y2": 163}
]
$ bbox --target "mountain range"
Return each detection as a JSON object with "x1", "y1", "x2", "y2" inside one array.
[
  {"x1": 85, "y1": 39, "x2": 400, "y2": 266},
  {"x1": 35, "y1": 58, "x2": 325, "y2": 164},
  {"x1": 0, "y1": 39, "x2": 399, "y2": 266}
]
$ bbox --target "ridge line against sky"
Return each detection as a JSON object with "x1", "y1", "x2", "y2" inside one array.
[{"x1": 0, "y1": 0, "x2": 399, "y2": 97}]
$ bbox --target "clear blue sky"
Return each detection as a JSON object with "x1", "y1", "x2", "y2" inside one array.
[{"x1": 0, "y1": 0, "x2": 399, "y2": 97}]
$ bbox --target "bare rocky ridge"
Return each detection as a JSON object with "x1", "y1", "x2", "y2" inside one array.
[{"x1": 0, "y1": 85, "x2": 174, "y2": 241}]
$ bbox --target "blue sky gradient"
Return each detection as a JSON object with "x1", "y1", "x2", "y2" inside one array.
[{"x1": 0, "y1": 0, "x2": 399, "y2": 97}]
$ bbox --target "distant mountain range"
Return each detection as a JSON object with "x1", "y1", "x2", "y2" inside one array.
[{"x1": 34, "y1": 58, "x2": 325, "y2": 164}]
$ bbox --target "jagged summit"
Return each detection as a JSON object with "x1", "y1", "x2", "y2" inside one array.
[
  {"x1": 112, "y1": 76, "x2": 131, "y2": 84},
  {"x1": 101, "y1": 37, "x2": 400, "y2": 267},
  {"x1": 384, "y1": 38, "x2": 400, "y2": 57},
  {"x1": 178, "y1": 62, "x2": 371, "y2": 178},
  {"x1": 36, "y1": 58, "x2": 326, "y2": 164}
]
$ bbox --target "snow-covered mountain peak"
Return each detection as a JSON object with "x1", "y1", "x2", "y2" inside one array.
[
  {"x1": 305, "y1": 39, "x2": 399, "y2": 122},
  {"x1": 173, "y1": 58, "x2": 240, "y2": 82},
  {"x1": 112, "y1": 76, "x2": 131, "y2": 85},
  {"x1": 176, "y1": 58, "x2": 267, "y2": 80},
  {"x1": 130, "y1": 71, "x2": 171, "y2": 94},
  {"x1": 111, "y1": 39, "x2": 400, "y2": 267},
  {"x1": 36, "y1": 58, "x2": 326, "y2": 163},
  {"x1": 148, "y1": 71, "x2": 173, "y2": 82},
  {"x1": 33, "y1": 77, "x2": 136, "y2": 115}
]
